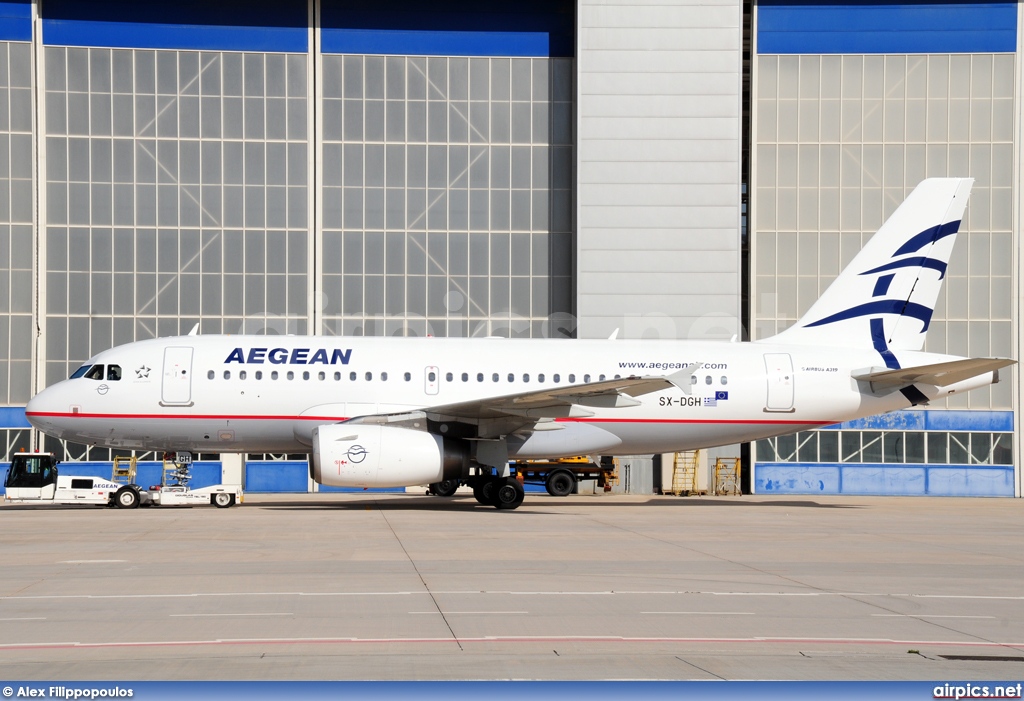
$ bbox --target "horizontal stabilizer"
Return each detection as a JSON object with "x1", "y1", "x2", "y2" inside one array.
[{"x1": 853, "y1": 357, "x2": 1015, "y2": 391}]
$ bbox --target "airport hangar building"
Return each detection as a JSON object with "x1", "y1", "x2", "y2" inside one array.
[{"x1": 0, "y1": 0, "x2": 1019, "y2": 497}]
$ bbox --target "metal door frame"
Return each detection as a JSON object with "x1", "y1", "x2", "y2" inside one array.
[
  {"x1": 161, "y1": 346, "x2": 195, "y2": 406},
  {"x1": 763, "y1": 352, "x2": 795, "y2": 413}
]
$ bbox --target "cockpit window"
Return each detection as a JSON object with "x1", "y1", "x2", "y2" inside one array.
[
  {"x1": 107, "y1": 365, "x2": 122, "y2": 381},
  {"x1": 84, "y1": 365, "x2": 105, "y2": 380},
  {"x1": 70, "y1": 365, "x2": 93, "y2": 379}
]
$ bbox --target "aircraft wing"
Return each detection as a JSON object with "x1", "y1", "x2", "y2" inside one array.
[
  {"x1": 423, "y1": 374, "x2": 678, "y2": 420},
  {"x1": 344, "y1": 373, "x2": 683, "y2": 436},
  {"x1": 853, "y1": 357, "x2": 1015, "y2": 392}
]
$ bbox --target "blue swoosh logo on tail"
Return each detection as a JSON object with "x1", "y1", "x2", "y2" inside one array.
[
  {"x1": 804, "y1": 300, "x2": 934, "y2": 331},
  {"x1": 892, "y1": 220, "x2": 960, "y2": 256},
  {"x1": 861, "y1": 256, "x2": 949, "y2": 279}
]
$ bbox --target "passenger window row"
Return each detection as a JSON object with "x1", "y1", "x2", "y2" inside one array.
[
  {"x1": 205, "y1": 370, "x2": 730, "y2": 386},
  {"x1": 207, "y1": 370, "x2": 391, "y2": 382}
]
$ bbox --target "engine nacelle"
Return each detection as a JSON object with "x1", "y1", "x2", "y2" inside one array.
[{"x1": 311, "y1": 424, "x2": 468, "y2": 488}]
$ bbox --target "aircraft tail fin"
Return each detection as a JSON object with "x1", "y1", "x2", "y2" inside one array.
[{"x1": 766, "y1": 177, "x2": 973, "y2": 354}]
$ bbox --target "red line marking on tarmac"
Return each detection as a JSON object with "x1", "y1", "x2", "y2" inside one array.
[{"x1": 2, "y1": 636, "x2": 1023, "y2": 652}]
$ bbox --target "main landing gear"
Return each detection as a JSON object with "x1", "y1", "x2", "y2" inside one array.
[{"x1": 470, "y1": 475, "x2": 525, "y2": 510}]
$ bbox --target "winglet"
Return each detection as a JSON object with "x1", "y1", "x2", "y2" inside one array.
[
  {"x1": 608, "y1": 328, "x2": 620, "y2": 340},
  {"x1": 667, "y1": 363, "x2": 703, "y2": 395},
  {"x1": 187, "y1": 323, "x2": 200, "y2": 336}
]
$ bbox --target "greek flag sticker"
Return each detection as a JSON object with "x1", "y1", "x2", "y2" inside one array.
[{"x1": 704, "y1": 392, "x2": 728, "y2": 408}]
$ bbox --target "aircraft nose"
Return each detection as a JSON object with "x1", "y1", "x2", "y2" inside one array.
[{"x1": 25, "y1": 384, "x2": 61, "y2": 431}]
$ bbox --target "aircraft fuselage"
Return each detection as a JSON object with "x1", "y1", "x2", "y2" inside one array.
[{"x1": 25, "y1": 335, "x2": 989, "y2": 456}]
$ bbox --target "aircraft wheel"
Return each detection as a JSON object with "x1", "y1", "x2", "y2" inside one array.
[
  {"x1": 472, "y1": 479, "x2": 489, "y2": 505},
  {"x1": 213, "y1": 492, "x2": 234, "y2": 508},
  {"x1": 114, "y1": 486, "x2": 139, "y2": 509},
  {"x1": 430, "y1": 479, "x2": 460, "y2": 497},
  {"x1": 545, "y1": 469, "x2": 576, "y2": 497},
  {"x1": 494, "y1": 478, "x2": 525, "y2": 510},
  {"x1": 479, "y1": 477, "x2": 500, "y2": 505}
]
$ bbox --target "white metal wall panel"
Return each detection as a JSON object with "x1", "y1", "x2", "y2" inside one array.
[{"x1": 576, "y1": 0, "x2": 743, "y2": 340}]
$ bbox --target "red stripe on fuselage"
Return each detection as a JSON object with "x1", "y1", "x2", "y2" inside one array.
[
  {"x1": 27, "y1": 412, "x2": 837, "y2": 426},
  {"x1": 25, "y1": 412, "x2": 350, "y2": 422}
]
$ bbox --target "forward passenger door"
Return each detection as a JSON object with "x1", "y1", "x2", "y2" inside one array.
[{"x1": 161, "y1": 347, "x2": 194, "y2": 405}]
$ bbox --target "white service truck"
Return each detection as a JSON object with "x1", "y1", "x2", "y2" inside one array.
[
  {"x1": 2, "y1": 452, "x2": 241, "y2": 508},
  {"x1": 150, "y1": 482, "x2": 241, "y2": 507}
]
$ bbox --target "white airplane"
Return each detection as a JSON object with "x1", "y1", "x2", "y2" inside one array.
[{"x1": 25, "y1": 178, "x2": 1014, "y2": 509}]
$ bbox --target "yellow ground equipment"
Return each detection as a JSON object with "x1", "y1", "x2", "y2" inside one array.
[
  {"x1": 111, "y1": 455, "x2": 138, "y2": 486},
  {"x1": 666, "y1": 450, "x2": 700, "y2": 495},
  {"x1": 713, "y1": 457, "x2": 742, "y2": 495},
  {"x1": 511, "y1": 456, "x2": 615, "y2": 496}
]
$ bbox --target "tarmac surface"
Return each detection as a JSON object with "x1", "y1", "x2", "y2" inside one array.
[{"x1": 0, "y1": 491, "x2": 1023, "y2": 681}]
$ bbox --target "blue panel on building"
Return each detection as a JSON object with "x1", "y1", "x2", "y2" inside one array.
[
  {"x1": 0, "y1": 406, "x2": 30, "y2": 428},
  {"x1": 321, "y1": 29, "x2": 557, "y2": 58},
  {"x1": 133, "y1": 463, "x2": 164, "y2": 488},
  {"x1": 757, "y1": 463, "x2": 841, "y2": 493},
  {"x1": 839, "y1": 464, "x2": 928, "y2": 495},
  {"x1": 0, "y1": 464, "x2": 7, "y2": 495},
  {"x1": 0, "y1": 1, "x2": 30, "y2": 42},
  {"x1": 820, "y1": 410, "x2": 1013, "y2": 432},
  {"x1": 926, "y1": 465, "x2": 1017, "y2": 497},
  {"x1": 134, "y1": 463, "x2": 165, "y2": 489},
  {"x1": 924, "y1": 410, "x2": 1014, "y2": 432},
  {"x1": 821, "y1": 410, "x2": 926, "y2": 431},
  {"x1": 756, "y1": 462, "x2": 1015, "y2": 497},
  {"x1": 42, "y1": 0, "x2": 307, "y2": 52},
  {"x1": 758, "y1": 1, "x2": 1017, "y2": 54},
  {"x1": 245, "y1": 461, "x2": 308, "y2": 493},
  {"x1": 320, "y1": 0, "x2": 573, "y2": 57}
]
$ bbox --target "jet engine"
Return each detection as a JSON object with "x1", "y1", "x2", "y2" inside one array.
[{"x1": 311, "y1": 424, "x2": 468, "y2": 488}]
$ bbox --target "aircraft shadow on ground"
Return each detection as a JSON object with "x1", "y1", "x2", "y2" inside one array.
[{"x1": 254, "y1": 496, "x2": 862, "y2": 511}]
